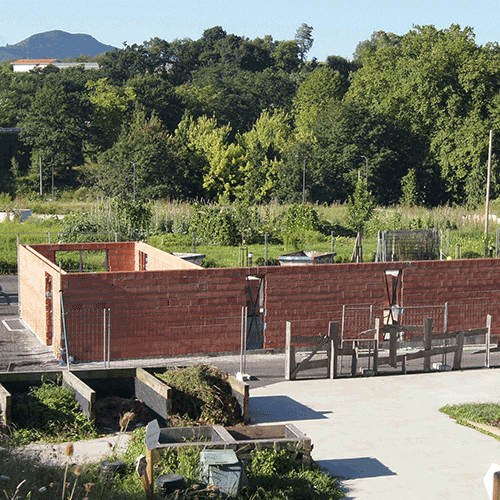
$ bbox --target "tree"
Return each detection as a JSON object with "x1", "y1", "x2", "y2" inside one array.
[
  {"x1": 180, "y1": 115, "x2": 245, "y2": 200},
  {"x1": 400, "y1": 168, "x2": 419, "y2": 206},
  {"x1": 293, "y1": 66, "x2": 348, "y2": 143},
  {"x1": 295, "y1": 23, "x2": 314, "y2": 62},
  {"x1": 86, "y1": 78, "x2": 136, "y2": 151},
  {"x1": 346, "y1": 177, "x2": 375, "y2": 262},
  {"x1": 238, "y1": 108, "x2": 293, "y2": 202},
  {"x1": 88, "y1": 107, "x2": 185, "y2": 201},
  {"x1": 346, "y1": 24, "x2": 500, "y2": 205},
  {"x1": 18, "y1": 79, "x2": 91, "y2": 182}
]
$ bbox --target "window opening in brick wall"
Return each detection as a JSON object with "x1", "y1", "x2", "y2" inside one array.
[
  {"x1": 55, "y1": 250, "x2": 108, "y2": 272},
  {"x1": 246, "y1": 275, "x2": 265, "y2": 349},
  {"x1": 138, "y1": 250, "x2": 148, "y2": 270}
]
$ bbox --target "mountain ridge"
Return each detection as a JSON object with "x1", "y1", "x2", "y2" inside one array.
[{"x1": 0, "y1": 30, "x2": 117, "y2": 62}]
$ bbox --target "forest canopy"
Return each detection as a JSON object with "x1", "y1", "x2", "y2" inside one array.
[{"x1": 1, "y1": 23, "x2": 499, "y2": 208}]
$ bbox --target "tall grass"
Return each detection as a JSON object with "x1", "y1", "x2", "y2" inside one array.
[{"x1": 2, "y1": 196, "x2": 500, "y2": 272}]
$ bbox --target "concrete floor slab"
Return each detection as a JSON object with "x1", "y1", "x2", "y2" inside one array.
[{"x1": 250, "y1": 369, "x2": 500, "y2": 500}]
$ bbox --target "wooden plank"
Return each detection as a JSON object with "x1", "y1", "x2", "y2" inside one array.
[
  {"x1": 381, "y1": 325, "x2": 422, "y2": 333},
  {"x1": 290, "y1": 336, "x2": 329, "y2": 379},
  {"x1": 290, "y1": 335, "x2": 326, "y2": 345},
  {"x1": 293, "y1": 359, "x2": 328, "y2": 374},
  {"x1": 423, "y1": 318, "x2": 433, "y2": 372}
]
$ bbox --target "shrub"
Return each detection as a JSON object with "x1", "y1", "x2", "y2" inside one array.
[
  {"x1": 157, "y1": 364, "x2": 242, "y2": 426},
  {"x1": 10, "y1": 378, "x2": 98, "y2": 445},
  {"x1": 190, "y1": 203, "x2": 239, "y2": 245}
]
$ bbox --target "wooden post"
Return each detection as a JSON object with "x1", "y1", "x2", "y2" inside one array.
[
  {"x1": 494, "y1": 470, "x2": 500, "y2": 500},
  {"x1": 351, "y1": 342, "x2": 358, "y2": 377},
  {"x1": 285, "y1": 322, "x2": 295, "y2": 380},
  {"x1": 389, "y1": 326, "x2": 397, "y2": 368},
  {"x1": 328, "y1": 322, "x2": 339, "y2": 379},
  {"x1": 453, "y1": 332, "x2": 465, "y2": 370},
  {"x1": 486, "y1": 314, "x2": 492, "y2": 368},
  {"x1": 146, "y1": 448, "x2": 154, "y2": 500},
  {"x1": 423, "y1": 318, "x2": 433, "y2": 372}
]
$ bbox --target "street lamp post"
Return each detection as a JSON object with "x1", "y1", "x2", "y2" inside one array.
[
  {"x1": 132, "y1": 162, "x2": 136, "y2": 201},
  {"x1": 302, "y1": 156, "x2": 306, "y2": 204},
  {"x1": 361, "y1": 155, "x2": 368, "y2": 183}
]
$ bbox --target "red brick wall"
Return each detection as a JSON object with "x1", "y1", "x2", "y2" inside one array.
[
  {"x1": 18, "y1": 245, "x2": 62, "y2": 350},
  {"x1": 60, "y1": 267, "x2": 248, "y2": 361},
  {"x1": 20, "y1": 241, "x2": 500, "y2": 362},
  {"x1": 29, "y1": 242, "x2": 136, "y2": 272}
]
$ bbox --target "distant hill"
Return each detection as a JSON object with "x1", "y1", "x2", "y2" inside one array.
[{"x1": 0, "y1": 30, "x2": 117, "y2": 62}]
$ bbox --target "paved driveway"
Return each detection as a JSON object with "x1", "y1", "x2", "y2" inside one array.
[{"x1": 250, "y1": 369, "x2": 500, "y2": 499}]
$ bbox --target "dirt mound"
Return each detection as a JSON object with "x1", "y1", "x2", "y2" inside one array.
[{"x1": 94, "y1": 396, "x2": 160, "y2": 432}]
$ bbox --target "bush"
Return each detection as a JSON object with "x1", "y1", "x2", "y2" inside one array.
[
  {"x1": 10, "y1": 378, "x2": 98, "y2": 445},
  {"x1": 157, "y1": 364, "x2": 242, "y2": 426},
  {"x1": 190, "y1": 203, "x2": 239, "y2": 245}
]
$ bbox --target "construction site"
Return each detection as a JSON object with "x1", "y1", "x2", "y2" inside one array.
[{"x1": 4, "y1": 238, "x2": 498, "y2": 374}]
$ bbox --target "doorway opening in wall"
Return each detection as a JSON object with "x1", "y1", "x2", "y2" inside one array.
[
  {"x1": 55, "y1": 250, "x2": 108, "y2": 272},
  {"x1": 246, "y1": 275, "x2": 265, "y2": 349}
]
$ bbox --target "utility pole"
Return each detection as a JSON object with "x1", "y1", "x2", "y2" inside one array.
[
  {"x1": 485, "y1": 130, "x2": 493, "y2": 244},
  {"x1": 132, "y1": 162, "x2": 136, "y2": 201},
  {"x1": 302, "y1": 156, "x2": 306, "y2": 204},
  {"x1": 361, "y1": 155, "x2": 369, "y2": 184},
  {"x1": 39, "y1": 157, "x2": 42, "y2": 196}
]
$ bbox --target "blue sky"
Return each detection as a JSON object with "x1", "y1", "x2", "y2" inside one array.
[{"x1": 1, "y1": 0, "x2": 498, "y2": 60}]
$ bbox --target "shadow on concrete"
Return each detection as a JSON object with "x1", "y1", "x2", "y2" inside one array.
[
  {"x1": 319, "y1": 457, "x2": 396, "y2": 480},
  {"x1": 250, "y1": 395, "x2": 333, "y2": 422}
]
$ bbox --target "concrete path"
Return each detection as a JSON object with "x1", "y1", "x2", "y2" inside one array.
[{"x1": 250, "y1": 369, "x2": 500, "y2": 500}]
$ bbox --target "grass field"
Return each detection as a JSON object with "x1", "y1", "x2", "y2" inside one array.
[{"x1": 1, "y1": 196, "x2": 499, "y2": 272}]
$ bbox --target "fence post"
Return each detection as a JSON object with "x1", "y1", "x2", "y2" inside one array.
[
  {"x1": 423, "y1": 318, "x2": 433, "y2": 372},
  {"x1": 453, "y1": 332, "x2": 465, "y2": 370},
  {"x1": 328, "y1": 322, "x2": 339, "y2": 379},
  {"x1": 285, "y1": 321, "x2": 294, "y2": 380}
]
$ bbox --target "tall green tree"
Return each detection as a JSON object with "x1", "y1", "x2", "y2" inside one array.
[
  {"x1": 18, "y1": 79, "x2": 91, "y2": 181},
  {"x1": 238, "y1": 108, "x2": 293, "y2": 202},
  {"x1": 346, "y1": 24, "x2": 500, "y2": 205},
  {"x1": 295, "y1": 23, "x2": 314, "y2": 62},
  {"x1": 88, "y1": 108, "x2": 186, "y2": 201}
]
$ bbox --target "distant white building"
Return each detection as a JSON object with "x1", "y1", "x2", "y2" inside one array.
[{"x1": 11, "y1": 58, "x2": 99, "y2": 72}]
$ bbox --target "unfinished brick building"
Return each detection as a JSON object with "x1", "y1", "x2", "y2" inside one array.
[{"x1": 18, "y1": 241, "x2": 500, "y2": 363}]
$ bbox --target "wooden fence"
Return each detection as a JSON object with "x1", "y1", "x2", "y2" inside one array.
[{"x1": 284, "y1": 315, "x2": 496, "y2": 379}]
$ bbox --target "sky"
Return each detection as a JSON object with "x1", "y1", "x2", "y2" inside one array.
[{"x1": 1, "y1": 0, "x2": 499, "y2": 61}]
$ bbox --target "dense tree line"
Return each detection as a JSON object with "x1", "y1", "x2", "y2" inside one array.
[{"x1": 0, "y1": 23, "x2": 499, "y2": 207}]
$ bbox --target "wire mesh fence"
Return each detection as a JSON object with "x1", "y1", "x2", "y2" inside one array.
[{"x1": 378, "y1": 229, "x2": 440, "y2": 262}]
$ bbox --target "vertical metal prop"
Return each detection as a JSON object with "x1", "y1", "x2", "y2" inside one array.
[
  {"x1": 240, "y1": 306, "x2": 247, "y2": 375},
  {"x1": 443, "y1": 302, "x2": 449, "y2": 365},
  {"x1": 103, "y1": 309, "x2": 107, "y2": 368},
  {"x1": 264, "y1": 232, "x2": 268, "y2": 266},
  {"x1": 103, "y1": 308, "x2": 111, "y2": 368},
  {"x1": 107, "y1": 308, "x2": 111, "y2": 369},
  {"x1": 60, "y1": 290, "x2": 70, "y2": 370},
  {"x1": 486, "y1": 314, "x2": 492, "y2": 369}
]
